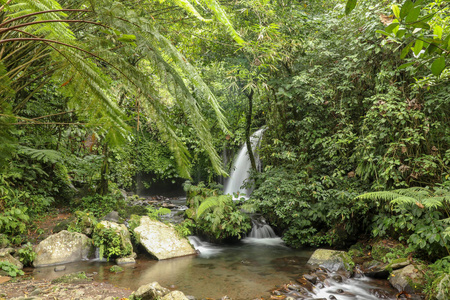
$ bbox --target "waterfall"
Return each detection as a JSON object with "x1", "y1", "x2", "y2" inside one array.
[
  {"x1": 224, "y1": 128, "x2": 265, "y2": 199},
  {"x1": 248, "y1": 218, "x2": 277, "y2": 238}
]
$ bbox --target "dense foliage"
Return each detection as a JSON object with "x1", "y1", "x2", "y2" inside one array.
[{"x1": 0, "y1": 1, "x2": 449, "y2": 298}]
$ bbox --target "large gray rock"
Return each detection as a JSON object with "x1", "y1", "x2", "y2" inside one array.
[
  {"x1": 131, "y1": 281, "x2": 170, "y2": 300},
  {"x1": 162, "y1": 291, "x2": 189, "y2": 300},
  {"x1": 0, "y1": 248, "x2": 23, "y2": 270},
  {"x1": 389, "y1": 264, "x2": 425, "y2": 293},
  {"x1": 134, "y1": 216, "x2": 196, "y2": 260},
  {"x1": 307, "y1": 249, "x2": 353, "y2": 272},
  {"x1": 33, "y1": 230, "x2": 94, "y2": 267}
]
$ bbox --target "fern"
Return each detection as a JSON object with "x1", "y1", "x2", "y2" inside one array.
[{"x1": 196, "y1": 195, "x2": 232, "y2": 219}]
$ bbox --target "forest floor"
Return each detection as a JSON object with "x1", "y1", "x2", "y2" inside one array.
[{"x1": 0, "y1": 277, "x2": 133, "y2": 299}]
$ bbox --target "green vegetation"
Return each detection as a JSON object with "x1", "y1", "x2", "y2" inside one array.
[
  {"x1": 184, "y1": 182, "x2": 251, "y2": 241},
  {"x1": 0, "y1": 261, "x2": 24, "y2": 277},
  {"x1": 92, "y1": 223, "x2": 132, "y2": 261},
  {"x1": 0, "y1": 0, "x2": 449, "y2": 297}
]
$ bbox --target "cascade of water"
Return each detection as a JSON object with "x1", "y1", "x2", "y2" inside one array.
[
  {"x1": 248, "y1": 218, "x2": 277, "y2": 238},
  {"x1": 224, "y1": 128, "x2": 265, "y2": 198}
]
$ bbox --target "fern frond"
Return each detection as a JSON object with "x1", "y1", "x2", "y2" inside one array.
[
  {"x1": 196, "y1": 195, "x2": 231, "y2": 219},
  {"x1": 17, "y1": 145, "x2": 62, "y2": 164}
]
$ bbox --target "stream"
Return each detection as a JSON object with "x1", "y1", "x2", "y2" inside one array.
[{"x1": 29, "y1": 234, "x2": 397, "y2": 300}]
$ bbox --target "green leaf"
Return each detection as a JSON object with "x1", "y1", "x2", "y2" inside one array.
[
  {"x1": 405, "y1": 7, "x2": 421, "y2": 23},
  {"x1": 434, "y1": 25, "x2": 443, "y2": 40},
  {"x1": 118, "y1": 34, "x2": 136, "y2": 42},
  {"x1": 412, "y1": 22, "x2": 430, "y2": 30},
  {"x1": 413, "y1": 39, "x2": 423, "y2": 56},
  {"x1": 398, "y1": 61, "x2": 415, "y2": 70},
  {"x1": 385, "y1": 23, "x2": 399, "y2": 33},
  {"x1": 345, "y1": 0, "x2": 357, "y2": 15},
  {"x1": 392, "y1": 5, "x2": 400, "y2": 19},
  {"x1": 431, "y1": 56, "x2": 445, "y2": 76},
  {"x1": 401, "y1": 41, "x2": 414, "y2": 59},
  {"x1": 400, "y1": 0, "x2": 414, "y2": 19}
]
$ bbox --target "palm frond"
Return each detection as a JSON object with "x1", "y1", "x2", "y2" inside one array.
[{"x1": 17, "y1": 145, "x2": 62, "y2": 163}]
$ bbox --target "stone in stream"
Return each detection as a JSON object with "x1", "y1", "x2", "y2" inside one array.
[
  {"x1": 130, "y1": 281, "x2": 170, "y2": 300},
  {"x1": 133, "y1": 216, "x2": 196, "y2": 260},
  {"x1": 389, "y1": 264, "x2": 426, "y2": 294},
  {"x1": 161, "y1": 291, "x2": 190, "y2": 300},
  {"x1": 33, "y1": 230, "x2": 94, "y2": 267},
  {"x1": 307, "y1": 249, "x2": 353, "y2": 272}
]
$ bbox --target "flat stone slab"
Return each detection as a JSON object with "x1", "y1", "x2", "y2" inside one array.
[{"x1": 134, "y1": 217, "x2": 196, "y2": 260}]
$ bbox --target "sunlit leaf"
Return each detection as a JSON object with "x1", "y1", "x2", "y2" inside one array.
[{"x1": 431, "y1": 56, "x2": 445, "y2": 76}]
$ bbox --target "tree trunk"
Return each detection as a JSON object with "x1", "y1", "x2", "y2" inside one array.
[
  {"x1": 98, "y1": 143, "x2": 109, "y2": 196},
  {"x1": 245, "y1": 89, "x2": 257, "y2": 172}
]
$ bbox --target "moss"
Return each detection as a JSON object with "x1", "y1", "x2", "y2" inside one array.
[
  {"x1": 109, "y1": 265, "x2": 124, "y2": 273},
  {"x1": 339, "y1": 252, "x2": 355, "y2": 271},
  {"x1": 51, "y1": 271, "x2": 92, "y2": 284}
]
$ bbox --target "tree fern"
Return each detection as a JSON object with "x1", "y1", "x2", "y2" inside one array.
[{"x1": 196, "y1": 195, "x2": 231, "y2": 219}]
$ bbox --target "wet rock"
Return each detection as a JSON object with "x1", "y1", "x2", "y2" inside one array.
[
  {"x1": 303, "y1": 274, "x2": 318, "y2": 284},
  {"x1": 329, "y1": 296, "x2": 337, "y2": 300},
  {"x1": 54, "y1": 266, "x2": 66, "y2": 272},
  {"x1": 130, "y1": 281, "x2": 170, "y2": 300},
  {"x1": 103, "y1": 211, "x2": 120, "y2": 223},
  {"x1": 386, "y1": 258, "x2": 410, "y2": 270},
  {"x1": 116, "y1": 256, "x2": 136, "y2": 265},
  {"x1": 286, "y1": 283, "x2": 302, "y2": 291},
  {"x1": 295, "y1": 277, "x2": 314, "y2": 292},
  {"x1": 307, "y1": 249, "x2": 353, "y2": 272},
  {"x1": 33, "y1": 230, "x2": 94, "y2": 267},
  {"x1": 389, "y1": 264, "x2": 425, "y2": 294},
  {"x1": 369, "y1": 288, "x2": 391, "y2": 299},
  {"x1": 133, "y1": 216, "x2": 196, "y2": 260},
  {"x1": 362, "y1": 260, "x2": 389, "y2": 279},
  {"x1": 331, "y1": 274, "x2": 343, "y2": 283}
]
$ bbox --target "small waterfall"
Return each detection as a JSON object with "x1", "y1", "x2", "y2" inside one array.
[
  {"x1": 224, "y1": 128, "x2": 265, "y2": 198},
  {"x1": 248, "y1": 218, "x2": 277, "y2": 238}
]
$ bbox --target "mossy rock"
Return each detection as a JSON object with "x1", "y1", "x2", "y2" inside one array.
[
  {"x1": 371, "y1": 240, "x2": 406, "y2": 261},
  {"x1": 433, "y1": 273, "x2": 450, "y2": 300},
  {"x1": 51, "y1": 271, "x2": 92, "y2": 284},
  {"x1": 307, "y1": 249, "x2": 354, "y2": 272},
  {"x1": 67, "y1": 211, "x2": 97, "y2": 236}
]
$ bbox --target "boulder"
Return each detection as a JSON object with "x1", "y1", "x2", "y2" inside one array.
[
  {"x1": 133, "y1": 216, "x2": 196, "y2": 260},
  {"x1": 33, "y1": 230, "x2": 94, "y2": 267},
  {"x1": 307, "y1": 249, "x2": 353, "y2": 272},
  {"x1": 0, "y1": 248, "x2": 23, "y2": 270},
  {"x1": 131, "y1": 281, "x2": 170, "y2": 300},
  {"x1": 361, "y1": 260, "x2": 389, "y2": 279},
  {"x1": 162, "y1": 291, "x2": 189, "y2": 300},
  {"x1": 95, "y1": 221, "x2": 133, "y2": 258},
  {"x1": 389, "y1": 264, "x2": 425, "y2": 293},
  {"x1": 103, "y1": 211, "x2": 120, "y2": 223}
]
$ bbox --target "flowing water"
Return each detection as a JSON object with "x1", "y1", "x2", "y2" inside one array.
[
  {"x1": 30, "y1": 228, "x2": 397, "y2": 300},
  {"x1": 224, "y1": 128, "x2": 265, "y2": 198}
]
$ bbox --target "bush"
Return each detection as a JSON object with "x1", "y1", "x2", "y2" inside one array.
[
  {"x1": 76, "y1": 194, "x2": 124, "y2": 218},
  {"x1": 184, "y1": 182, "x2": 251, "y2": 242},
  {"x1": 16, "y1": 242, "x2": 36, "y2": 267},
  {"x1": 250, "y1": 167, "x2": 372, "y2": 248}
]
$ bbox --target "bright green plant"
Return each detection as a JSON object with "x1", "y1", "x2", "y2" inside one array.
[
  {"x1": 175, "y1": 220, "x2": 194, "y2": 238},
  {"x1": 16, "y1": 242, "x2": 36, "y2": 267},
  {"x1": 0, "y1": 261, "x2": 24, "y2": 277},
  {"x1": 184, "y1": 182, "x2": 251, "y2": 241},
  {"x1": 109, "y1": 265, "x2": 124, "y2": 273},
  {"x1": 146, "y1": 207, "x2": 171, "y2": 221},
  {"x1": 77, "y1": 194, "x2": 124, "y2": 218},
  {"x1": 358, "y1": 187, "x2": 450, "y2": 259},
  {"x1": 67, "y1": 211, "x2": 97, "y2": 235},
  {"x1": 0, "y1": 207, "x2": 29, "y2": 245},
  {"x1": 251, "y1": 167, "x2": 371, "y2": 248},
  {"x1": 92, "y1": 224, "x2": 132, "y2": 261}
]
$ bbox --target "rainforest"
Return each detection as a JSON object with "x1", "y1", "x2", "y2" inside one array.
[{"x1": 0, "y1": 0, "x2": 449, "y2": 299}]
